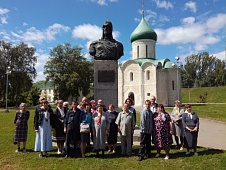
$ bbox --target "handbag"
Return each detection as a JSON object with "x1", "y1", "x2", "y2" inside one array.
[{"x1": 80, "y1": 123, "x2": 90, "y2": 133}]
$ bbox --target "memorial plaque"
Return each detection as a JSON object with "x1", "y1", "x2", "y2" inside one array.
[{"x1": 98, "y1": 70, "x2": 115, "y2": 82}]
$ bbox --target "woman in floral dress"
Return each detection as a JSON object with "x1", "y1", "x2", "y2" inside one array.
[{"x1": 152, "y1": 104, "x2": 173, "y2": 159}]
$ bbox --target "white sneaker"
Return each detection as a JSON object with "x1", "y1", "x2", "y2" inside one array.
[
  {"x1": 57, "y1": 150, "x2": 61, "y2": 154},
  {"x1": 164, "y1": 155, "x2": 169, "y2": 159},
  {"x1": 194, "y1": 152, "x2": 198, "y2": 156},
  {"x1": 107, "y1": 150, "x2": 111, "y2": 153},
  {"x1": 155, "y1": 153, "x2": 160, "y2": 158},
  {"x1": 186, "y1": 151, "x2": 190, "y2": 155},
  {"x1": 15, "y1": 149, "x2": 19, "y2": 153},
  {"x1": 112, "y1": 150, "x2": 116, "y2": 154}
]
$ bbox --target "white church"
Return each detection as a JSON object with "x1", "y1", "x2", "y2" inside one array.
[{"x1": 118, "y1": 14, "x2": 181, "y2": 107}]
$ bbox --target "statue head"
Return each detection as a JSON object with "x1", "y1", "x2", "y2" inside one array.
[{"x1": 101, "y1": 20, "x2": 113, "y2": 40}]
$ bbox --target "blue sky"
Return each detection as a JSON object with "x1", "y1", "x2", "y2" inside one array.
[{"x1": 0, "y1": 0, "x2": 226, "y2": 82}]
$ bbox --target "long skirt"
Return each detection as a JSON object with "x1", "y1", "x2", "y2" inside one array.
[
  {"x1": 184, "y1": 129, "x2": 198, "y2": 148},
  {"x1": 34, "y1": 120, "x2": 52, "y2": 152},
  {"x1": 14, "y1": 123, "x2": 28, "y2": 143}
]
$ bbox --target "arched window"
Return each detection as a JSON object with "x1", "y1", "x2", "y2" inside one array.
[
  {"x1": 128, "y1": 92, "x2": 135, "y2": 105},
  {"x1": 172, "y1": 80, "x2": 175, "y2": 90},
  {"x1": 146, "y1": 70, "x2": 150, "y2": 80},
  {"x1": 130, "y1": 72, "x2": 133, "y2": 81},
  {"x1": 137, "y1": 46, "x2": 139, "y2": 58}
]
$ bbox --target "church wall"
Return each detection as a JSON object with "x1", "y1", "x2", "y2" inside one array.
[
  {"x1": 142, "y1": 64, "x2": 157, "y2": 106},
  {"x1": 166, "y1": 68, "x2": 181, "y2": 106},
  {"x1": 156, "y1": 69, "x2": 169, "y2": 106},
  {"x1": 122, "y1": 63, "x2": 142, "y2": 106},
  {"x1": 132, "y1": 39, "x2": 156, "y2": 60}
]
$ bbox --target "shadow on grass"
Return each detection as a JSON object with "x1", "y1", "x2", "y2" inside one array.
[
  {"x1": 30, "y1": 145, "x2": 224, "y2": 159},
  {"x1": 169, "y1": 146, "x2": 224, "y2": 159}
]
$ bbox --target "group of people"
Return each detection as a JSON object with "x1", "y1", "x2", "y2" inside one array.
[
  {"x1": 138, "y1": 96, "x2": 200, "y2": 161},
  {"x1": 13, "y1": 96, "x2": 199, "y2": 160}
]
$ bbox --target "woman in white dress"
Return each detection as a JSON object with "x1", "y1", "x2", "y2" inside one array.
[{"x1": 34, "y1": 100, "x2": 55, "y2": 157}]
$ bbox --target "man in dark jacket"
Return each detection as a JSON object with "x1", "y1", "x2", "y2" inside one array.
[{"x1": 64, "y1": 101, "x2": 84, "y2": 158}]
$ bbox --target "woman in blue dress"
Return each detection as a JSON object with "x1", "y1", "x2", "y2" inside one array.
[
  {"x1": 80, "y1": 103, "x2": 92, "y2": 158},
  {"x1": 34, "y1": 100, "x2": 55, "y2": 157},
  {"x1": 182, "y1": 104, "x2": 199, "y2": 156}
]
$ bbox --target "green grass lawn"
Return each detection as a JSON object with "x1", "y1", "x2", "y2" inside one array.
[
  {"x1": 1, "y1": 110, "x2": 226, "y2": 170},
  {"x1": 182, "y1": 86, "x2": 226, "y2": 103}
]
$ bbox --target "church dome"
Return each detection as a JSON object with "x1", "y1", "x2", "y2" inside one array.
[{"x1": 130, "y1": 17, "x2": 157, "y2": 43}]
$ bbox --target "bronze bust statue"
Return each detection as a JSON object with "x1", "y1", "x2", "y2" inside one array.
[{"x1": 89, "y1": 20, "x2": 124, "y2": 60}]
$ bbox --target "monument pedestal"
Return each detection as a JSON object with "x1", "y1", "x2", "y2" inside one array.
[{"x1": 94, "y1": 60, "x2": 118, "y2": 110}]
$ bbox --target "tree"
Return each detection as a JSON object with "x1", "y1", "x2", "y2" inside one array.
[
  {"x1": 20, "y1": 86, "x2": 40, "y2": 107},
  {"x1": 0, "y1": 40, "x2": 37, "y2": 106},
  {"x1": 181, "y1": 52, "x2": 226, "y2": 87},
  {"x1": 44, "y1": 43, "x2": 93, "y2": 101}
]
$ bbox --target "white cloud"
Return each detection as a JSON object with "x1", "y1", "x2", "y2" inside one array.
[
  {"x1": 1, "y1": 16, "x2": 8, "y2": 24},
  {"x1": 72, "y1": 24, "x2": 102, "y2": 41},
  {"x1": 90, "y1": 0, "x2": 107, "y2": 5},
  {"x1": 34, "y1": 52, "x2": 50, "y2": 82},
  {"x1": 34, "y1": 71, "x2": 46, "y2": 83},
  {"x1": 0, "y1": 8, "x2": 9, "y2": 24},
  {"x1": 184, "y1": 1, "x2": 197, "y2": 13},
  {"x1": 72, "y1": 23, "x2": 120, "y2": 51},
  {"x1": 212, "y1": 51, "x2": 225, "y2": 60},
  {"x1": 98, "y1": 0, "x2": 107, "y2": 5},
  {"x1": 145, "y1": 10, "x2": 157, "y2": 22},
  {"x1": 155, "y1": 13, "x2": 226, "y2": 53},
  {"x1": 0, "y1": 8, "x2": 9, "y2": 15},
  {"x1": 11, "y1": 23, "x2": 70, "y2": 44},
  {"x1": 206, "y1": 13, "x2": 226, "y2": 33},
  {"x1": 23, "y1": 22, "x2": 28, "y2": 26},
  {"x1": 0, "y1": 31, "x2": 11, "y2": 41},
  {"x1": 154, "y1": 0, "x2": 173, "y2": 10},
  {"x1": 90, "y1": 0, "x2": 117, "y2": 5},
  {"x1": 159, "y1": 15, "x2": 170, "y2": 22},
  {"x1": 181, "y1": 17, "x2": 195, "y2": 25}
]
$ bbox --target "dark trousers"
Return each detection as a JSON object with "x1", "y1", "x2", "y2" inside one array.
[
  {"x1": 138, "y1": 133, "x2": 151, "y2": 157},
  {"x1": 65, "y1": 128, "x2": 78, "y2": 157}
]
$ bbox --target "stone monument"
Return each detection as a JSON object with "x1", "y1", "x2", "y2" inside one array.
[{"x1": 89, "y1": 20, "x2": 124, "y2": 110}]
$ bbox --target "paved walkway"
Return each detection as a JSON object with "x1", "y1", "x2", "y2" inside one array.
[{"x1": 133, "y1": 106, "x2": 226, "y2": 150}]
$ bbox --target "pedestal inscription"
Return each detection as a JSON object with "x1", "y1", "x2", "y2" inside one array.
[{"x1": 98, "y1": 70, "x2": 115, "y2": 82}]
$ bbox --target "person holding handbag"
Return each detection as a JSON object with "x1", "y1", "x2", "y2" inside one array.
[{"x1": 80, "y1": 103, "x2": 92, "y2": 158}]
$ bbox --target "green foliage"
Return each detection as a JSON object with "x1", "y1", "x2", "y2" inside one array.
[
  {"x1": 181, "y1": 52, "x2": 226, "y2": 88},
  {"x1": 20, "y1": 85, "x2": 41, "y2": 106},
  {"x1": 0, "y1": 40, "x2": 37, "y2": 106},
  {"x1": 44, "y1": 43, "x2": 93, "y2": 101}
]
